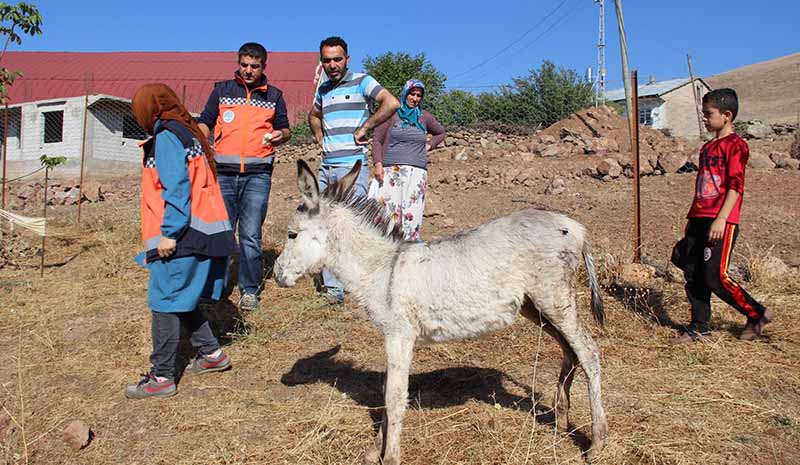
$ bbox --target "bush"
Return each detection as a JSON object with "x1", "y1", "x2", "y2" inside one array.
[
  {"x1": 290, "y1": 112, "x2": 315, "y2": 144},
  {"x1": 427, "y1": 90, "x2": 479, "y2": 129},
  {"x1": 475, "y1": 60, "x2": 594, "y2": 130},
  {"x1": 363, "y1": 52, "x2": 446, "y2": 104}
]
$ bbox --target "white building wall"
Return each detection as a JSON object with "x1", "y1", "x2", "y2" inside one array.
[
  {"x1": 14, "y1": 97, "x2": 85, "y2": 162},
  {"x1": 2, "y1": 96, "x2": 145, "y2": 176},
  {"x1": 660, "y1": 82, "x2": 710, "y2": 139},
  {"x1": 89, "y1": 100, "x2": 141, "y2": 164}
]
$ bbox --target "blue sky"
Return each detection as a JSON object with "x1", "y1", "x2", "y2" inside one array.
[{"x1": 11, "y1": 0, "x2": 799, "y2": 93}]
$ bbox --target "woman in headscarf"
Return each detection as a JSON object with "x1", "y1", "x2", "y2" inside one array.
[
  {"x1": 372, "y1": 79, "x2": 445, "y2": 241},
  {"x1": 126, "y1": 83, "x2": 237, "y2": 399}
]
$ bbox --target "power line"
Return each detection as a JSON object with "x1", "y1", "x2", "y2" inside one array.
[
  {"x1": 448, "y1": 0, "x2": 571, "y2": 81},
  {"x1": 452, "y1": 0, "x2": 587, "y2": 89}
]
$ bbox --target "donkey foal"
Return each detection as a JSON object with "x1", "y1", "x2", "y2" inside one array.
[{"x1": 275, "y1": 160, "x2": 608, "y2": 464}]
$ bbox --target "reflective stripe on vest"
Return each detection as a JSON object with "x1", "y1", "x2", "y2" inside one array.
[
  {"x1": 141, "y1": 120, "x2": 236, "y2": 263},
  {"x1": 213, "y1": 75, "x2": 278, "y2": 173}
]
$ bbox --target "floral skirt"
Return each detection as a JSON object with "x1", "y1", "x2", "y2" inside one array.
[{"x1": 378, "y1": 165, "x2": 428, "y2": 241}]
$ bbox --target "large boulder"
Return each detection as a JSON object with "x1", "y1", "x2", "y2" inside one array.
[
  {"x1": 657, "y1": 152, "x2": 689, "y2": 174},
  {"x1": 597, "y1": 158, "x2": 622, "y2": 178},
  {"x1": 737, "y1": 120, "x2": 772, "y2": 139},
  {"x1": 62, "y1": 420, "x2": 92, "y2": 451},
  {"x1": 747, "y1": 151, "x2": 776, "y2": 169},
  {"x1": 539, "y1": 145, "x2": 561, "y2": 158},
  {"x1": 544, "y1": 177, "x2": 566, "y2": 195},
  {"x1": 770, "y1": 152, "x2": 790, "y2": 168}
]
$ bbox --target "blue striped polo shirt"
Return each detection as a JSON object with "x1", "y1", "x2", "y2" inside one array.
[{"x1": 314, "y1": 71, "x2": 384, "y2": 166}]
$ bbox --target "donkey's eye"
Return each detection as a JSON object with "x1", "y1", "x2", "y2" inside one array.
[{"x1": 288, "y1": 231, "x2": 298, "y2": 240}]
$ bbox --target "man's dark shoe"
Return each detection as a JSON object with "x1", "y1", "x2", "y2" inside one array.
[
  {"x1": 125, "y1": 373, "x2": 176, "y2": 399},
  {"x1": 184, "y1": 351, "x2": 232, "y2": 376}
]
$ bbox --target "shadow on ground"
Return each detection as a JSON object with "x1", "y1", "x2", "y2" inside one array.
[{"x1": 281, "y1": 345, "x2": 591, "y2": 454}]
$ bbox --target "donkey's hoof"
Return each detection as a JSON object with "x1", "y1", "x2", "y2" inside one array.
[
  {"x1": 585, "y1": 442, "x2": 605, "y2": 463},
  {"x1": 555, "y1": 412, "x2": 570, "y2": 432},
  {"x1": 362, "y1": 445, "x2": 380, "y2": 465}
]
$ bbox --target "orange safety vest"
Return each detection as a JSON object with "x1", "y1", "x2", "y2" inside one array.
[
  {"x1": 141, "y1": 120, "x2": 237, "y2": 263},
  {"x1": 212, "y1": 74, "x2": 284, "y2": 174}
]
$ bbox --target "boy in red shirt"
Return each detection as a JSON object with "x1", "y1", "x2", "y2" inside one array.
[{"x1": 671, "y1": 88, "x2": 774, "y2": 344}]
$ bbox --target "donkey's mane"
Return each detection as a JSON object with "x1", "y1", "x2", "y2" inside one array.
[{"x1": 322, "y1": 178, "x2": 404, "y2": 242}]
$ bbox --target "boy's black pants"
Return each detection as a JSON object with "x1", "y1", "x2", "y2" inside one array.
[
  {"x1": 150, "y1": 309, "x2": 219, "y2": 378},
  {"x1": 682, "y1": 218, "x2": 766, "y2": 333}
]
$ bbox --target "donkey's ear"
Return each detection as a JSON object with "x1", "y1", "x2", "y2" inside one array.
[
  {"x1": 337, "y1": 160, "x2": 362, "y2": 197},
  {"x1": 296, "y1": 159, "x2": 320, "y2": 210}
]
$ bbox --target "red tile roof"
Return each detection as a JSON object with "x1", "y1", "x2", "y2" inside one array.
[{"x1": 2, "y1": 51, "x2": 320, "y2": 124}]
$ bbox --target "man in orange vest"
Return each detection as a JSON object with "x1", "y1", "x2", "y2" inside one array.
[{"x1": 198, "y1": 42, "x2": 291, "y2": 312}]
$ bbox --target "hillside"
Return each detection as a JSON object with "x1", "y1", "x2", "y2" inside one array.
[{"x1": 707, "y1": 52, "x2": 800, "y2": 124}]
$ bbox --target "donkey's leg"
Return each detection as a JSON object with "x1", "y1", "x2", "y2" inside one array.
[
  {"x1": 380, "y1": 330, "x2": 415, "y2": 465},
  {"x1": 546, "y1": 328, "x2": 578, "y2": 431},
  {"x1": 362, "y1": 410, "x2": 385, "y2": 464},
  {"x1": 520, "y1": 298, "x2": 579, "y2": 431},
  {"x1": 534, "y1": 287, "x2": 608, "y2": 462}
]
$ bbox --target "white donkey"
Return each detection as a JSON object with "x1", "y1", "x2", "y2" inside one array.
[{"x1": 275, "y1": 160, "x2": 608, "y2": 464}]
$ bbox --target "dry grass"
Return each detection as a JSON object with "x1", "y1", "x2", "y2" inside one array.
[{"x1": 1, "y1": 161, "x2": 799, "y2": 465}]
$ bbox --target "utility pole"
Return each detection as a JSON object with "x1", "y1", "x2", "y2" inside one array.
[
  {"x1": 595, "y1": 0, "x2": 606, "y2": 105},
  {"x1": 687, "y1": 54, "x2": 704, "y2": 139}
]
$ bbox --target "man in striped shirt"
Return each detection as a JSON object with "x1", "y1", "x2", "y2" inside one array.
[{"x1": 309, "y1": 36, "x2": 400, "y2": 303}]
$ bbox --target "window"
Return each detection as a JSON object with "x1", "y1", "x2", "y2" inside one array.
[
  {"x1": 0, "y1": 108, "x2": 21, "y2": 147},
  {"x1": 43, "y1": 110, "x2": 64, "y2": 143},
  {"x1": 123, "y1": 113, "x2": 147, "y2": 140},
  {"x1": 638, "y1": 108, "x2": 652, "y2": 126}
]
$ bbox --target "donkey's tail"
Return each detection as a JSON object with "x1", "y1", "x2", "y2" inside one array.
[{"x1": 582, "y1": 240, "x2": 605, "y2": 326}]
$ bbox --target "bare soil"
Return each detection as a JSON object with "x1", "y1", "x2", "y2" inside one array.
[{"x1": 1, "y1": 140, "x2": 799, "y2": 465}]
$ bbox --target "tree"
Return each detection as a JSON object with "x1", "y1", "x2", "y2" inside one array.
[
  {"x1": 0, "y1": 2, "x2": 42, "y2": 103},
  {"x1": 427, "y1": 90, "x2": 479, "y2": 129},
  {"x1": 363, "y1": 52, "x2": 446, "y2": 103},
  {"x1": 526, "y1": 60, "x2": 594, "y2": 127},
  {"x1": 477, "y1": 60, "x2": 594, "y2": 130}
]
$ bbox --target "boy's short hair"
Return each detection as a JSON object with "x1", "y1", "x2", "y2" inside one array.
[
  {"x1": 702, "y1": 88, "x2": 739, "y2": 120},
  {"x1": 238, "y1": 42, "x2": 267, "y2": 64},
  {"x1": 319, "y1": 36, "x2": 348, "y2": 55}
]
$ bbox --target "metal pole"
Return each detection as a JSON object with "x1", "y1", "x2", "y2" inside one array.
[
  {"x1": 595, "y1": 0, "x2": 606, "y2": 106},
  {"x1": 40, "y1": 167, "x2": 49, "y2": 276},
  {"x1": 632, "y1": 71, "x2": 641, "y2": 263},
  {"x1": 77, "y1": 93, "x2": 89, "y2": 224},
  {"x1": 687, "y1": 54, "x2": 704, "y2": 139},
  {"x1": 1, "y1": 102, "x2": 7, "y2": 210}
]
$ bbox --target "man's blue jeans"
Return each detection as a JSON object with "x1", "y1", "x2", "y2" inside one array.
[
  {"x1": 318, "y1": 162, "x2": 370, "y2": 298},
  {"x1": 218, "y1": 171, "x2": 272, "y2": 296}
]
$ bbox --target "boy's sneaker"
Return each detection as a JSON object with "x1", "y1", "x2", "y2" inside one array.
[
  {"x1": 125, "y1": 373, "x2": 176, "y2": 399},
  {"x1": 239, "y1": 293, "x2": 259, "y2": 312},
  {"x1": 669, "y1": 328, "x2": 711, "y2": 345},
  {"x1": 740, "y1": 308, "x2": 775, "y2": 341},
  {"x1": 183, "y1": 351, "x2": 232, "y2": 376}
]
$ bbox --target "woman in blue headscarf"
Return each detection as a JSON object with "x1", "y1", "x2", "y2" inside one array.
[{"x1": 372, "y1": 79, "x2": 446, "y2": 241}]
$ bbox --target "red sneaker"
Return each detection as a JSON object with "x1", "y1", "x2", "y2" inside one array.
[
  {"x1": 125, "y1": 373, "x2": 176, "y2": 399},
  {"x1": 183, "y1": 351, "x2": 232, "y2": 376}
]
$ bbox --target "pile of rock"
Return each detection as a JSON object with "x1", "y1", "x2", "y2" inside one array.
[
  {"x1": 5, "y1": 176, "x2": 140, "y2": 211},
  {"x1": 274, "y1": 108, "x2": 799, "y2": 176},
  {"x1": 736, "y1": 120, "x2": 797, "y2": 139}
]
